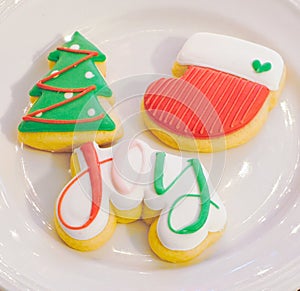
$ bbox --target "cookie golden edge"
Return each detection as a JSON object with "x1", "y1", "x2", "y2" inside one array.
[
  {"x1": 111, "y1": 203, "x2": 143, "y2": 224},
  {"x1": 18, "y1": 116, "x2": 123, "y2": 153},
  {"x1": 148, "y1": 218, "x2": 224, "y2": 263},
  {"x1": 141, "y1": 64, "x2": 287, "y2": 153},
  {"x1": 54, "y1": 210, "x2": 117, "y2": 252},
  {"x1": 57, "y1": 143, "x2": 225, "y2": 261}
]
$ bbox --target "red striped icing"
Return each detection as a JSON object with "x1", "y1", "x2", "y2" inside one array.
[{"x1": 144, "y1": 66, "x2": 270, "y2": 138}]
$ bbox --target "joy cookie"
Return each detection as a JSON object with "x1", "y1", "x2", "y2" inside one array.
[
  {"x1": 18, "y1": 31, "x2": 122, "y2": 152},
  {"x1": 142, "y1": 32, "x2": 286, "y2": 152},
  {"x1": 54, "y1": 139, "x2": 227, "y2": 263}
]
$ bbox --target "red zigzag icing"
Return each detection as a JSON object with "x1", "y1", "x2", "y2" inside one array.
[{"x1": 23, "y1": 47, "x2": 105, "y2": 124}]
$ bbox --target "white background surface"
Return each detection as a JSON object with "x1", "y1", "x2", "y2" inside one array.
[{"x1": 0, "y1": 0, "x2": 300, "y2": 290}]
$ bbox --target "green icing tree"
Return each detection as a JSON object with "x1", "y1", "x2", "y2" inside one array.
[{"x1": 18, "y1": 31, "x2": 115, "y2": 133}]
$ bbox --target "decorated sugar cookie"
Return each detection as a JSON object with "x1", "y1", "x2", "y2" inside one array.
[
  {"x1": 54, "y1": 140, "x2": 226, "y2": 263},
  {"x1": 142, "y1": 32, "x2": 286, "y2": 152},
  {"x1": 18, "y1": 31, "x2": 122, "y2": 152}
]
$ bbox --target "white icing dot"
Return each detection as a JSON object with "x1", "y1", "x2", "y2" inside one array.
[
  {"x1": 87, "y1": 108, "x2": 96, "y2": 116},
  {"x1": 85, "y1": 71, "x2": 95, "y2": 79},
  {"x1": 35, "y1": 112, "x2": 42, "y2": 117},
  {"x1": 70, "y1": 44, "x2": 80, "y2": 50},
  {"x1": 64, "y1": 34, "x2": 73, "y2": 42},
  {"x1": 50, "y1": 70, "x2": 59, "y2": 78},
  {"x1": 64, "y1": 92, "x2": 74, "y2": 99}
]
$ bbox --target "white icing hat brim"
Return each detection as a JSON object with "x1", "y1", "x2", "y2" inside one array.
[{"x1": 176, "y1": 32, "x2": 284, "y2": 91}]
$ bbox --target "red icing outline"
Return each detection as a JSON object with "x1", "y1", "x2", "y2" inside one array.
[
  {"x1": 57, "y1": 142, "x2": 113, "y2": 230},
  {"x1": 144, "y1": 66, "x2": 270, "y2": 138},
  {"x1": 23, "y1": 47, "x2": 105, "y2": 125}
]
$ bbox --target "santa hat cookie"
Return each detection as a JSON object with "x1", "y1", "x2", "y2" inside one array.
[{"x1": 142, "y1": 32, "x2": 286, "y2": 152}]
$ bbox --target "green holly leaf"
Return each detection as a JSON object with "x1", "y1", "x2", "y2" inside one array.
[{"x1": 252, "y1": 59, "x2": 272, "y2": 73}]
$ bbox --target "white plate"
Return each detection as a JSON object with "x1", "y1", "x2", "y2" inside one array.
[{"x1": 0, "y1": 0, "x2": 300, "y2": 290}]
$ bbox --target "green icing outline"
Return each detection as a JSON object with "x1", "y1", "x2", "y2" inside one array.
[{"x1": 154, "y1": 152, "x2": 219, "y2": 235}]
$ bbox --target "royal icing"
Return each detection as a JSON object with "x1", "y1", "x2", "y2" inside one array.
[
  {"x1": 176, "y1": 32, "x2": 284, "y2": 91},
  {"x1": 144, "y1": 66, "x2": 270, "y2": 138},
  {"x1": 55, "y1": 140, "x2": 226, "y2": 251},
  {"x1": 18, "y1": 31, "x2": 115, "y2": 133}
]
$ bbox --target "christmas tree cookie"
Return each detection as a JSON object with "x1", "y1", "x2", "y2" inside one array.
[{"x1": 18, "y1": 31, "x2": 122, "y2": 152}]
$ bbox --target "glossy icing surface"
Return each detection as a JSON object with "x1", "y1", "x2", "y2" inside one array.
[
  {"x1": 144, "y1": 66, "x2": 270, "y2": 139},
  {"x1": 19, "y1": 32, "x2": 115, "y2": 133}
]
